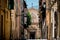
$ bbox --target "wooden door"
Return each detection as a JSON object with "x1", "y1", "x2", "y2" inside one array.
[{"x1": 0, "y1": 15, "x2": 3, "y2": 39}]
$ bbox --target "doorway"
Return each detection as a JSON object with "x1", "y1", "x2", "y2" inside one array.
[
  {"x1": 30, "y1": 32, "x2": 35, "y2": 39},
  {"x1": 0, "y1": 15, "x2": 3, "y2": 39},
  {"x1": 54, "y1": 11, "x2": 58, "y2": 39}
]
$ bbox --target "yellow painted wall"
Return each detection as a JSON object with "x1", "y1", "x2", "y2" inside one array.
[
  {"x1": 0, "y1": 0, "x2": 11, "y2": 40},
  {"x1": 4, "y1": 9, "x2": 10, "y2": 40},
  {"x1": 0, "y1": 9, "x2": 11, "y2": 40},
  {"x1": 4, "y1": 0, "x2": 10, "y2": 40}
]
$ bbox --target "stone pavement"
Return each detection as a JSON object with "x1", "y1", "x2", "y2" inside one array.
[{"x1": 27, "y1": 39, "x2": 60, "y2": 40}]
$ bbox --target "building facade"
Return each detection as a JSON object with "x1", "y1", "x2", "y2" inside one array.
[
  {"x1": 0, "y1": 0, "x2": 11, "y2": 40},
  {"x1": 46, "y1": 0, "x2": 60, "y2": 40},
  {"x1": 24, "y1": 8, "x2": 41, "y2": 39},
  {"x1": 57, "y1": 0, "x2": 60, "y2": 39},
  {"x1": 51, "y1": 1, "x2": 58, "y2": 39},
  {"x1": 11, "y1": 0, "x2": 23, "y2": 39}
]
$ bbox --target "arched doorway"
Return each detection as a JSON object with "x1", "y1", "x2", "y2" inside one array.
[
  {"x1": 0, "y1": 15, "x2": 3, "y2": 39},
  {"x1": 30, "y1": 32, "x2": 35, "y2": 39}
]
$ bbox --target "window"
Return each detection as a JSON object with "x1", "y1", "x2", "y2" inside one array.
[{"x1": 8, "y1": 0, "x2": 14, "y2": 9}]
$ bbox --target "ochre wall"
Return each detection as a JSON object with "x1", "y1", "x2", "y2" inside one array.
[
  {"x1": 0, "y1": 0, "x2": 11, "y2": 40},
  {"x1": 4, "y1": 9, "x2": 10, "y2": 40}
]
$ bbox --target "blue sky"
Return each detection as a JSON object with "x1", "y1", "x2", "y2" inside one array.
[{"x1": 25, "y1": 0, "x2": 39, "y2": 9}]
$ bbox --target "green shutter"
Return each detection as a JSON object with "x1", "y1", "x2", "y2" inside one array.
[{"x1": 8, "y1": 0, "x2": 14, "y2": 10}]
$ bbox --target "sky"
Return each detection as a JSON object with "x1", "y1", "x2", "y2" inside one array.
[{"x1": 25, "y1": 0, "x2": 39, "y2": 9}]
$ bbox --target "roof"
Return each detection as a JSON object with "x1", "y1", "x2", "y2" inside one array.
[{"x1": 28, "y1": 7, "x2": 39, "y2": 12}]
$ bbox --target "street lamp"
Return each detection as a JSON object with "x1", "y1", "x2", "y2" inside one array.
[{"x1": 43, "y1": 2, "x2": 46, "y2": 8}]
